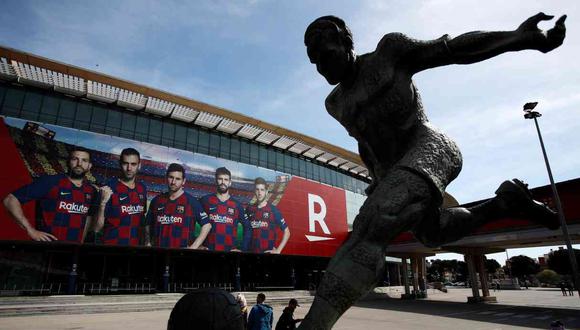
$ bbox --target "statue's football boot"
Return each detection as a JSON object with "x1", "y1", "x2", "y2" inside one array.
[{"x1": 495, "y1": 179, "x2": 560, "y2": 230}]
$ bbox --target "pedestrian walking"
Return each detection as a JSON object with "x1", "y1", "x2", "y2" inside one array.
[
  {"x1": 236, "y1": 293, "x2": 249, "y2": 329},
  {"x1": 275, "y1": 298, "x2": 303, "y2": 330},
  {"x1": 559, "y1": 282, "x2": 567, "y2": 296},
  {"x1": 566, "y1": 282, "x2": 574, "y2": 296},
  {"x1": 248, "y1": 293, "x2": 273, "y2": 330}
]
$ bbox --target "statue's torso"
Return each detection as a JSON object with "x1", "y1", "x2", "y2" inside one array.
[
  {"x1": 326, "y1": 51, "x2": 427, "y2": 176},
  {"x1": 324, "y1": 34, "x2": 462, "y2": 195}
]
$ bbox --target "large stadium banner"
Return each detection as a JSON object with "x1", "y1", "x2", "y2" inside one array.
[{"x1": 0, "y1": 117, "x2": 356, "y2": 257}]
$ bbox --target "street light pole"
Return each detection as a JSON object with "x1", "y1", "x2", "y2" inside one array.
[{"x1": 523, "y1": 102, "x2": 580, "y2": 298}]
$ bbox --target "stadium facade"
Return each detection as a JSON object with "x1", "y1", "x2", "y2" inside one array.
[{"x1": 0, "y1": 45, "x2": 405, "y2": 295}]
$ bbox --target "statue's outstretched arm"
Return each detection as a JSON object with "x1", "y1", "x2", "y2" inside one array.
[{"x1": 406, "y1": 13, "x2": 566, "y2": 73}]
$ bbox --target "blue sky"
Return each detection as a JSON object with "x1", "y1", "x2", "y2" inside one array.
[{"x1": 1, "y1": 0, "x2": 579, "y2": 264}]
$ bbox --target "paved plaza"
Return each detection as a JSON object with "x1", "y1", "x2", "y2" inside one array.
[{"x1": 0, "y1": 287, "x2": 578, "y2": 329}]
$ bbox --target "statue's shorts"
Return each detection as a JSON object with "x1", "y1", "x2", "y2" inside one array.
[{"x1": 395, "y1": 122, "x2": 462, "y2": 205}]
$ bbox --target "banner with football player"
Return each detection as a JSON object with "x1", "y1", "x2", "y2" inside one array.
[{"x1": 0, "y1": 116, "x2": 356, "y2": 257}]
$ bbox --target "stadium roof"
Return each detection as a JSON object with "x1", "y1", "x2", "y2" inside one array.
[{"x1": 0, "y1": 45, "x2": 369, "y2": 180}]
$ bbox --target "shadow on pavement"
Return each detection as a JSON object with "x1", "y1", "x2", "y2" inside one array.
[{"x1": 354, "y1": 296, "x2": 579, "y2": 329}]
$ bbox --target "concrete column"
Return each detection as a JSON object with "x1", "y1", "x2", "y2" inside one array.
[
  {"x1": 476, "y1": 254, "x2": 497, "y2": 302},
  {"x1": 393, "y1": 264, "x2": 403, "y2": 286},
  {"x1": 465, "y1": 254, "x2": 481, "y2": 302},
  {"x1": 418, "y1": 257, "x2": 426, "y2": 291},
  {"x1": 476, "y1": 255, "x2": 489, "y2": 297},
  {"x1": 410, "y1": 257, "x2": 419, "y2": 295},
  {"x1": 401, "y1": 258, "x2": 410, "y2": 296}
]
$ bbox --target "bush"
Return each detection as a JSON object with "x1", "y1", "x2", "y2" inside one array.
[{"x1": 535, "y1": 269, "x2": 560, "y2": 285}]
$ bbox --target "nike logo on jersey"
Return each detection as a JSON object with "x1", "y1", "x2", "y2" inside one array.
[
  {"x1": 157, "y1": 207, "x2": 165, "y2": 211},
  {"x1": 120, "y1": 196, "x2": 128, "y2": 201},
  {"x1": 60, "y1": 192, "x2": 71, "y2": 196}
]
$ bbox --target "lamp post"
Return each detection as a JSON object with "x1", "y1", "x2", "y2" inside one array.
[{"x1": 523, "y1": 101, "x2": 580, "y2": 298}]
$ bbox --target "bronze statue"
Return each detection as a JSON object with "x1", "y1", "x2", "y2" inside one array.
[{"x1": 302, "y1": 13, "x2": 566, "y2": 329}]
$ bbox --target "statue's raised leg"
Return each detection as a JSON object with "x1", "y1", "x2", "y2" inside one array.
[{"x1": 414, "y1": 178, "x2": 559, "y2": 248}]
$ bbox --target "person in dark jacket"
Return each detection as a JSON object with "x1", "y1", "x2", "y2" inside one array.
[
  {"x1": 248, "y1": 293, "x2": 273, "y2": 330},
  {"x1": 559, "y1": 281, "x2": 568, "y2": 296},
  {"x1": 275, "y1": 298, "x2": 302, "y2": 330}
]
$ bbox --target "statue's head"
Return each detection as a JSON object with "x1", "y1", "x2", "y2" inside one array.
[{"x1": 305, "y1": 16, "x2": 355, "y2": 85}]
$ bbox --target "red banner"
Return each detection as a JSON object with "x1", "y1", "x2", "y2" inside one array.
[{"x1": 277, "y1": 177, "x2": 349, "y2": 257}]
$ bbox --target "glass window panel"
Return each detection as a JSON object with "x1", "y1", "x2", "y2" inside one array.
[
  {"x1": 161, "y1": 121, "x2": 175, "y2": 147},
  {"x1": 344, "y1": 173, "x2": 350, "y2": 190},
  {"x1": 306, "y1": 161, "x2": 314, "y2": 180},
  {"x1": 267, "y1": 149, "x2": 276, "y2": 168},
  {"x1": 134, "y1": 116, "x2": 149, "y2": 141},
  {"x1": 120, "y1": 112, "x2": 136, "y2": 139},
  {"x1": 74, "y1": 102, "x2": 92, "y2": 131},
  {"x1": 208, "y1": 132, "x2": 220, "y2": 157},
  {"x1": 0, "y1": 85, "x2": 6, "y2": 107},
  {"x1": 324, "y1": 167, "x2": 332, "y2": 185},
  {"x1": 198, "y1": 130, "x2": 209, "y2": 154},
  {"x1": 349, "y1": 176, "x2": 356, "y2": 192},
  {"x1": 230, "y1": 138, "x2": 240, "y2": 159},
  {"x1": 38, "y1": 95, "x2": 60, "y2": 124},
  {"x1": 219, "y1": 135, "x2": 230, "y2": 159},
  {"x1": 230, "y1": 138, "x2": 241, "y2": 158},
  {"x1": 105, "y1": 110, "x2": 122, "y2": 136},
  {"x1": 312, "y1": 163, "x2": 320, "y2": 182},
  {"x1": 56, "y1": 98, "x2": 76, "y2": 127},
  {"x1": 90, "y1": 106, "x2": 107, "y2": 133},
  {"x1": 147, "y1": 119, "x2": 162, "y2": 144},
  {"x1": 331, "y1": 169, "x2": 338, "y2": 187},
  {"x1": 149, "y1": 118, "x2": 162, "y2": 137},
  {"x1": 345, "y1": 174, "x2": 351, "y2": 190},
  {"x1": 291, "y1": 156, "x2": 300, "y2": 175},
  {"x1": 319, "y1": 166, "x2": 327, "y2": 184},
  {"x1": 174, "y1": 125, "x2": 187, "y2": 150},
  {"x1": 299, "y1": 158, "x2": 306, "y2": 177},
  {"x1": 187, "y1": 127, "x2": 199, "y2": 153},
  {"x1": 20, "y1": 91, "x2": 42, "y2": 121},
  {"x1": 276, "y1": 152, "x2": 284, "y2": 171},
  {"x1": 283, "y1": 154, "x2": 293, "y2": 173},
  {"x1": 336, "y1": 172, "x2": 344, "y2": 188},
  {"x1": 250, "y1": 143, "x2": 259, "y2": 163},
  {"x1": 1, "y1": 87, "x2": 25, "y2": 117},
  {"x1": 240, "y1": 140, "x2": 250, "y2": 163},
  {"x1": 258, "y1": 145, "x2": 268, "y2": 168}
]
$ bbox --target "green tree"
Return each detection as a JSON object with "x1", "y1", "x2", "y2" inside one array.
[
  {"x1": 547, "y1": 248, "x2": 580, "y2": 275},
  {"x1": 508, "y1": 255, "x2": 540, "y2": 279},
  {"x1": 536, "y1": 269, "x2": 560, "y2": 285},
  {"x1": 484, "y1": 258, "x2": 501, "y2": 275},
  {"x1": 427, "y1": 259, "x2": 445, "y2": 282},
  {"x1": 427, "y1": 259, "x2": 468, "y2": 282}
]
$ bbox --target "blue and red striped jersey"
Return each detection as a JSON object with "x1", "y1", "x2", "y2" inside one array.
[
  {"x1": 199, "y1": 194, "x2": 250, "y2": 252},
  {"x1": 102, "y1": 178, "x2": 147, "y2": 246},
  {"x1": 146, "y1": 192, "x2": 208, "y2": 248},
  {"x1": 245, "y1": 203, "x2": 287, "y2": 253},
  {"x1": 12, "y1": 174, "x2": 97, "y2": 242}
]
